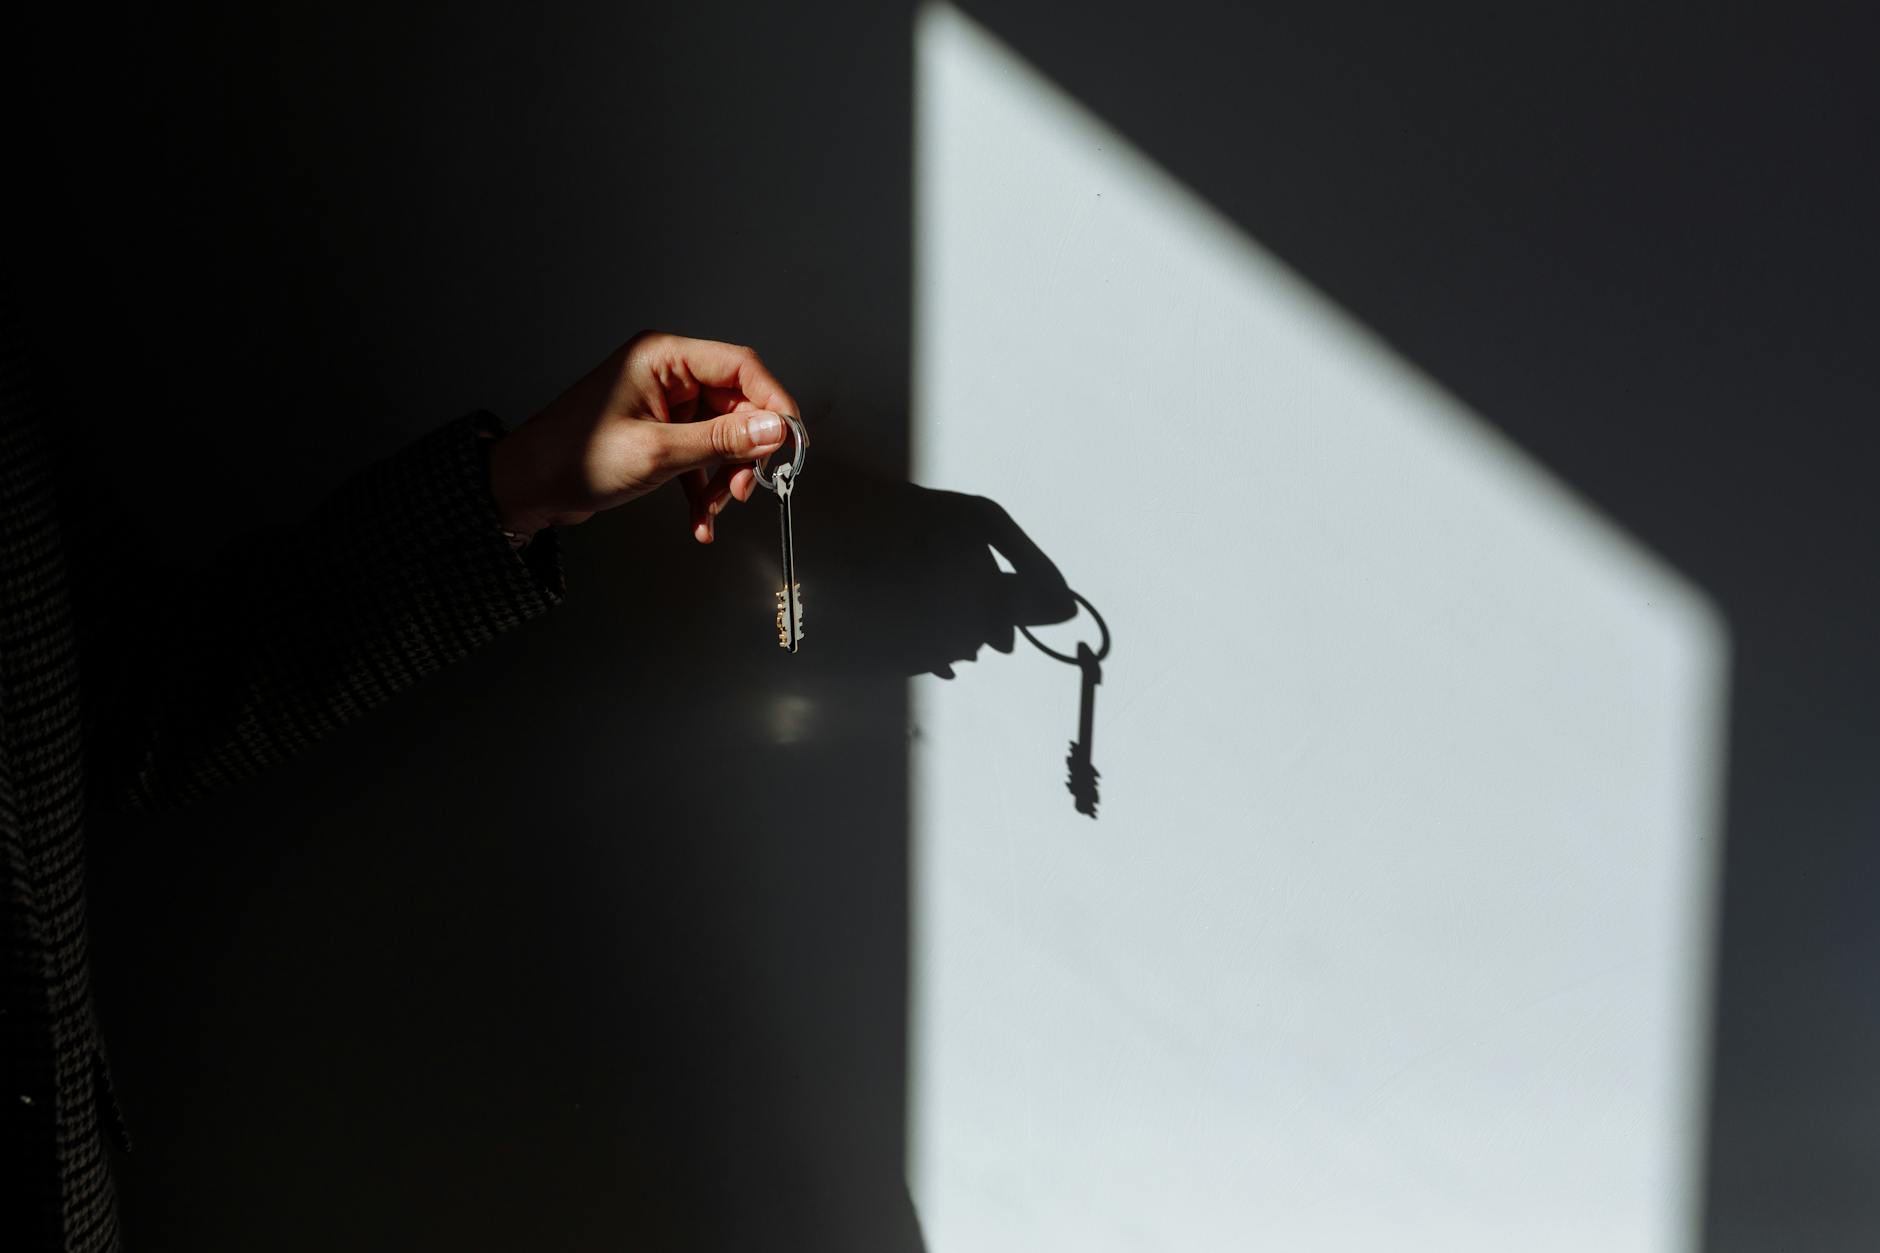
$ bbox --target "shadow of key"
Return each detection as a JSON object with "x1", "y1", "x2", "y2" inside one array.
[
  {"x1": 1022, "y1": 595, "x2": 1112, "y2": 818},
  {"x1": 775, "y1": 456, "x2": 1110, "y2": 817}
]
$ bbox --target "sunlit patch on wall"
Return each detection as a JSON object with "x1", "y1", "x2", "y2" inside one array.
[{"x1": 908, "y1": 5, "x2": 1729, "y2": 1251}]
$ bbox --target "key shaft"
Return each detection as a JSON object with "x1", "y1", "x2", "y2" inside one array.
[{"x1": 775, "y1": 467, "x2": 803, "y2": 652}]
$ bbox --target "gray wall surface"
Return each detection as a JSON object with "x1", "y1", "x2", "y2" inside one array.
[
  {"x1": 12, "y1": 2, "x2": 1878, "y2": 1249},
  {"x1": 909, "y1": 10, "x2": 1721, "y2": 1249}
]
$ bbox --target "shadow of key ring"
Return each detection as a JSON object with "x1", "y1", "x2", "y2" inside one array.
[
  {"x1": 1018, "y1": 592, "x2": 1111, "y2": 665},
  {"x1": 752, "y1": 414, "x2": 809, "y2": 493}
]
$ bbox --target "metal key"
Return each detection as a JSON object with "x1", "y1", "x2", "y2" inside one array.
[
  {"x1": 754, "y1": 415, "x2": 808, "y2": 652},
  {"x1": 773, "y1": 465, "x2": 803, "y2": 651}
]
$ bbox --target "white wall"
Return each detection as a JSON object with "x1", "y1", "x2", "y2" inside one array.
[{"x1": 908, "y1": 7, "x2": 1729, "y2": 1250}]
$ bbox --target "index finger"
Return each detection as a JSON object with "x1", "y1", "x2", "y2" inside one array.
[{"x1": 672, "y1": 338, "x2": 802, "y2": 425}]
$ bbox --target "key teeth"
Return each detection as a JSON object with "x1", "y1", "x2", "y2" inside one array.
[
  {"x1": 1066, "y1": 740, "x2": 1100, "y2": 818},
  {"x1": 775, "y1": 585, "x2": 805, "y2": 649}
]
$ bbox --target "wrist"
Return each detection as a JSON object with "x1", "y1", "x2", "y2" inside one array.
[{"x1": 487, "y1": 430, "x2": 557, "y2": 538}]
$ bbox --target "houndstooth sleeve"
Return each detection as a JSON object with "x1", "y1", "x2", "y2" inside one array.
[{"x1": 81, "y1": 412, "x2": 566, "y2": 812}]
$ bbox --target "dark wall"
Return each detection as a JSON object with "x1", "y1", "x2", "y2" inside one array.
[
  {"x1": 20, "y1": 2, "x2": 925, "y2": 1249},
  {"x1": 12, "y1": 2, "x2": 1879, "y2": 1249}
]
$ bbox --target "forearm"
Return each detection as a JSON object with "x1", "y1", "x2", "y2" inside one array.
[{"x1": 86, "y1": 413, "x2": 564, "y2": 812}]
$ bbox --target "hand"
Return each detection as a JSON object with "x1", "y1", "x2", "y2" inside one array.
[{"x1": 488, "y1": 331, "x2": 802, "y2": 544}]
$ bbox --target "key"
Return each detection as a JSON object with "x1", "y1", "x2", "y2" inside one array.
[
  {"x1": 1019, "y1": 591, "x2": 1111, "y2": 818},
  {"x1": 774, "y1": 464, "x2": 804, "y2": 652},
  {"x1": 753, "y1": 413, "x2": 808, "y2": 653}
]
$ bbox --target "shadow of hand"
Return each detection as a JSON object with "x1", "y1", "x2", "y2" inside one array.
[{"x1": 793, "y1": 464, "x2": 1076, "y2": 679}]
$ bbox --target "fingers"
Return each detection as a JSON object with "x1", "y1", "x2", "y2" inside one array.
[
  {"x1": 728, "y1": 464, "x2": 759, "y2": 502},
  {"x1": 663, "y1": 337, "x2": 802, "y2": 422},
  {"x1": 701, "y1": 388, "x2": 760, "y2": 417},
  {"x1": 702, "y1": 463, "x2": 762, "y2": 508},
  {"x1": 655, "y1": 410, "x2": 787, "y2": 542},
  {"x1": 629, "y1": 334, "x2": 801, "y2": 544},
  {"x1": 679, "y1": 467, "x2": 713, "y2": 543},
  {"x1": 663, "y1": 409, "x2": 787, "y2": 469},
  {"x1": 686, "y1": 465, "x2": 748, "y2": 545}
]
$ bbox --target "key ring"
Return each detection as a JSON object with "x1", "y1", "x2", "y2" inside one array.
[{"x1": 752, "y1": 414, "x2": 809, "y2": 493}]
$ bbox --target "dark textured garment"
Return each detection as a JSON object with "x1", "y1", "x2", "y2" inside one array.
[{"x1": 0, "y1": 304, "x2": 564, "y2": 1250}]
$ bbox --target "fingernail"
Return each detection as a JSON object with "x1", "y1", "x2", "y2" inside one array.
[{"x1": 747, "y1": 413, "x2": 783, "y2": 445}]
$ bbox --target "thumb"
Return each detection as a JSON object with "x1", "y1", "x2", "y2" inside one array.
[{"x1": 657, "y1": 409, "x2": 788, "y2": 476}]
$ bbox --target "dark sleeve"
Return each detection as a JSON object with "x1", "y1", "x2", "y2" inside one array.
[{"x1": 77, "y1": 413, "x2": 565, "y2": 812}]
